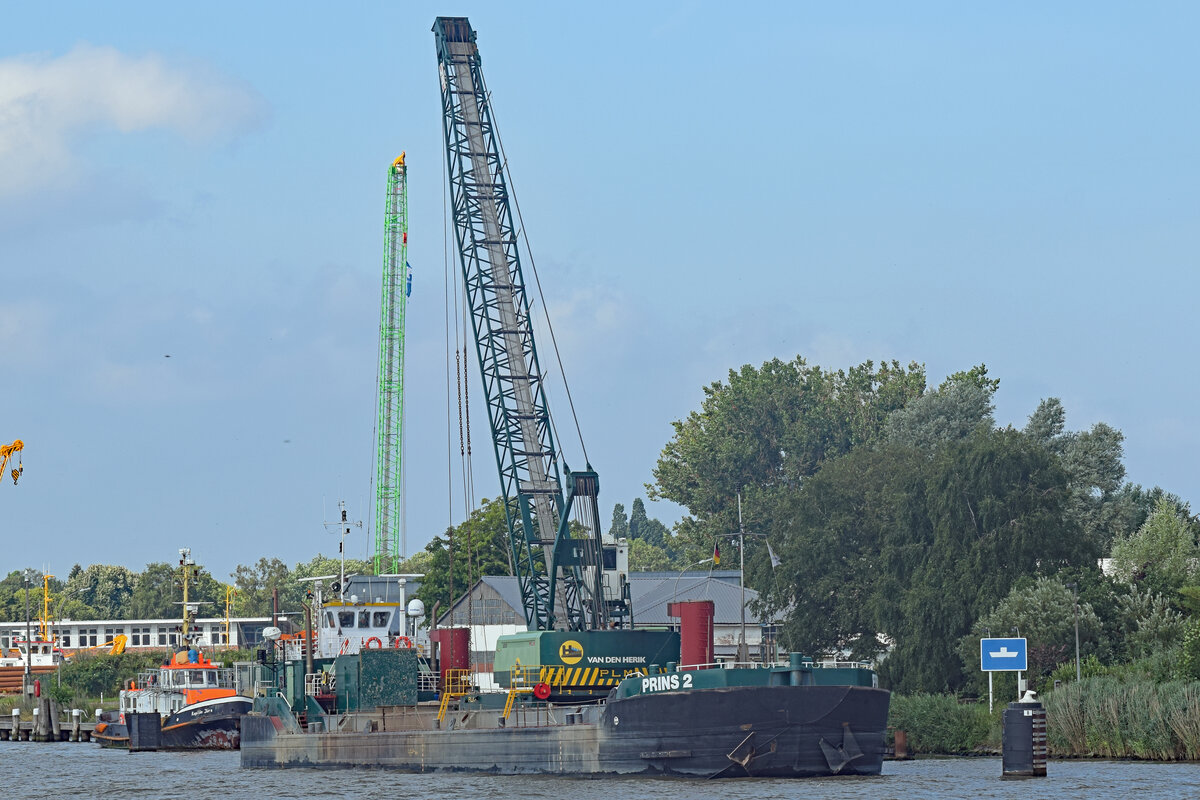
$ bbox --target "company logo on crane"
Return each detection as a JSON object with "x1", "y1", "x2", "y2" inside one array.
[{"x1": 559, "y1": 639, "x2": 584, "y2": 665}]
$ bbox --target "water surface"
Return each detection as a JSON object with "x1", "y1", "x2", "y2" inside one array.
[{"x1": 8, "y1": 743, "x2": 1200, "y2": 800}]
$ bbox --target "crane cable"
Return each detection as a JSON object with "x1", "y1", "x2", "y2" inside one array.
[{"x1": 442, "y1": 142, "x2": 456, "y2": 621}]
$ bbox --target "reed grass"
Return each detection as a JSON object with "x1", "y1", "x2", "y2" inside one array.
[
  {"x1": 1044, "y1": 677, "x2": 1200, "y2": 760},
  {"x1": 888, "y1": 693, "x2": 995, "y2": 754}
]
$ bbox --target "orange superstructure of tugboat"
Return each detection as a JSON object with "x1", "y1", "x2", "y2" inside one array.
[{"x1": 93, "y1": 549, "x2": 251, "y2": 749}]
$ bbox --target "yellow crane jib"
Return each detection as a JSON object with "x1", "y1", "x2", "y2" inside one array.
[
  {"x1": 393, "y1": 151, "x2": 405, "y2": 168},
  {"x1": 0, "y1": 439, "x2": 23, "y2": 485}
]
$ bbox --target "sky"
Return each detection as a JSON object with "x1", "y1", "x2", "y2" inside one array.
[{"x1": 2, "y1": 2, "x2": 1198, "y2": 581}]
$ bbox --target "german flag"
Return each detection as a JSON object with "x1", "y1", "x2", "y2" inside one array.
[{"x1": 713, "y1": 540, "x2": 720, "y2": 566}]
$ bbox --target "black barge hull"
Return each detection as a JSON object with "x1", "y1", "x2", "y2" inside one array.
[{"x1": 241, "y1": 685, "x2": 889, "y2": 778}]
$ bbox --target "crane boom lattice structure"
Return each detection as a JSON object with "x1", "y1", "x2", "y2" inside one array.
[
  {"x1": 434, "y1": 18, "x2": 609, "y2": 632},
  {"x1": 374, "y1": 154, "x2": 410, "y2": 575}
]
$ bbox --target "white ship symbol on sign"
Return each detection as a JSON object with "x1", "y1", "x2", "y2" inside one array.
[{"x1": 988, "y1": 647, "x2": 1019, "y2": 658}]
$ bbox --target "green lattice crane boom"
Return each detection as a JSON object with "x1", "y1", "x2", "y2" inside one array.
[{"x1": 374, "y1": 153, "x2": 410, "y2": 575}]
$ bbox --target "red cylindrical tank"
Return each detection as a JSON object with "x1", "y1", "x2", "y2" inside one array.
[
  {"x1": 429, "y1": 627, "x2": 470, "y2": 684},
  {"x1": 668, "y1": 600, "x2": 714, "y2": 669}
]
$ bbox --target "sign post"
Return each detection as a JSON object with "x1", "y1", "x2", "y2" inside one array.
[{"x1": 980, "y1": 637, "x2": 1028, "y2": 712}]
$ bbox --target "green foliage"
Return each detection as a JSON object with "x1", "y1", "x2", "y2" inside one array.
[
  {"x1": 757, "y1": 445, "x2": 919, "y2": 660},
  {"x1": 608, "y1": 503, "x2": 628, "y2": 540},
  {"x1": 883, "y1": 365, "x2": 996, "y2": 450},
  {"x1": 1118, "y1": 588, "x2": 1186, "y2": 659},
  {"x1": 1049, "y1": 653, "x2": 1108, "y2": 685},
  {"x1": 879, "y1": 428, "x2": 1093, "y2": 693},
  {"x1": 232, "y1": 557, "x2": 298, "y2": 617},
  {"x1": 1110, "y1": 497, "x2": 1200, "y2": 597},
  {"x1": 292, "y1": 553, "x2": 373, "y2": 582},
  {"x1": 51, "y1": 650, "x2": 171, "y2": 703},
  {"x1": 651, "y1": 356, "x2": 925, "y2": 553},
  {"x1": 1176, "y1": 619, "x2": 1200, "y2": 682},
  {"x1": 959, "y1": 576, "x2": 1101, "y2": 691},
  {"x1": 628, "y1": 538, "x2": 673, "y2": 571},
  {"x1": 1045, "y1": 678, "x2": 1200, "y2": 760},
  {"x1": 63, "y1": 564, "x2": 137, "y2": 620},
  {"x1": 1024, "y1": 398, "x2": 1132, "y2": 554},
  {"x1": 395, "y1": 550, "x2": 433, "y2": 575},
  {"x1": 416, "y1": 497, "x2": 512, "y2": 621},
  {"x1": 887, "y1": 694, "x2": 995, "y2": 754},
  {"x1": 628, "y1": 498, "x2": 669, "y2": 548},
  {"x1": 0, "y1": 570, "x2": 67, "y2": 623},
  {"x1": 128, "y1": 562, "x2": 181, "y2": 619}
]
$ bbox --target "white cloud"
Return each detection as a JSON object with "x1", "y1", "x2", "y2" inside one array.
[{"x1": 0, "y1": 44, "x2": 267, "y2": 199}]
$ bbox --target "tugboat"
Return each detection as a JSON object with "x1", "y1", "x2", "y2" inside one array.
[{"x1": 94, "y1": 549, "x2": 252, "y2": 749}]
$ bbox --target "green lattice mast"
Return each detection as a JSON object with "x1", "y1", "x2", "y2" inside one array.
[{"x1": 374, "y1": 153, "x2": 409, "y2": 575}]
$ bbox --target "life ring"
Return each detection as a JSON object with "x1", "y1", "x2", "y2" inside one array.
[
  {"x1": 533, "y1": 682, "x2": 552, "y2": 700},
  {"x1": 365, "y1": 636, "x2": 383, "y2": 649},
  {"x1": 394, "y1": 636, "x2": 414, "y2": 649}
]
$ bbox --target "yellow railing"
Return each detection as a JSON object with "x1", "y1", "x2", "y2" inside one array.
[
  {"x1": 502, "y1": 687, "x2": 533, "y2": 719},
  {"x1": 436, "y1": 669, "x2": 473, "y2": 723}
]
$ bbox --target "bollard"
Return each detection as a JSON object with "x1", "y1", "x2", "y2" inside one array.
[
  {"x1": 128, "y1": 712, "x2": 162, "y2": 752},
  {"x1": 10, "y1": 709, "x2": 19, "y2": 742},
  {"x1": 71, "y1": 709, "x2": 81, "y2": 742},
  {"x1": 49, "y1": 698, "x2": 62, "y2": 741},
  {"x1": 894, "y1": 729, "x2": 910, "y2": 759},
  {"x1": 1002, "y1": 691, "x2": 1047, "y2": 778}
]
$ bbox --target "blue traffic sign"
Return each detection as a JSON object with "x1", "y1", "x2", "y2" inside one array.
[{"x1": 980, "y1": 637, "x2": 1027, "y2": 672}]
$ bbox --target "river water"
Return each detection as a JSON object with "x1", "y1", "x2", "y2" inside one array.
[{"x1": 8, "y1": 743, "x2": 1200, "y2": 800}]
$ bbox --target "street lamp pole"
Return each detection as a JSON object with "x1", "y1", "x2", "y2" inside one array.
[
  {"x1": 737, "y1": 493, "x2": 747, "y2": 664},
  {"x1": 22, "y1": 568, "x2": 33, "y2": 691},
  {"x1": 1067, "y1": 582, "x2": 1081, "y2": 681}
]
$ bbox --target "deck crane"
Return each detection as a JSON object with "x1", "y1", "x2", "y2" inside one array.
[
  {"x1": 433, "y1": 17, "x2": 678, "y2": 697},
  {"x1": 373, "y1": 154, "x2": 411, "y2": 575},
  {"x1": 1, "y1": 439, "x2": 23, "y2": 485}
]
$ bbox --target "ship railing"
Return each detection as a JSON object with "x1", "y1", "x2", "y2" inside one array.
[
  {"x1": 304, "y1": 671, "x2": 336, "y2": 697},
  {"x1": 674, "y1": 660, "x2": 778, "y2": 671},
  {"x1": 436, "y1": 669, "x2": 473, "y2": 724},
  {"x1": 417, "y1": 671, "x2": 440, "y2": 693},
  {"x1": 816, "y1": 659, "x2": 874, "y2": 670}
]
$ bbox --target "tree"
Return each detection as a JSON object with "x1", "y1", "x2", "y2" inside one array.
[
  {"x1": 958, "y1": 577, "x2": 1102, "y2": 690},
  {"x1": 1024, "y1": 398, "x2": 1133, "y2": 553},
  {"x1": 63, "y1": 564, "x2": 136, "y2": 620},
  {"x1": 396, "y1": 550, "x2": 433, "y2": 576},
  {"x1": 231, "y1": 557, "x2": 297, "y2": 617},
  {"x1": 1110, "y1": 497, "x2": 1200, "y2": 598},
  {"x1": 628, "y1": 499, "x2": 648, "y2": 540},
  {"x1": 878, "y1": 429, "x2": 1092, "y2": 693},
  {"x1": 0, "y1": 570, "x2": 76, "y2": 624},
  {"x1": 608, "y1": 503, "x2": 628, "y2": 540},
  {"x1": 754, "y1": 445, "x2": 920, "y2": 661},
  {"x1": 1117, "y1": 588, "x2": 1186, "y2": 660},
  {"x1": 128, "y1": 562, "x2": 180, "y2": 619},
  {"x1": 416, "y1": 497, "x2": 512, "y2": 622},
  {"x1": 628, "y1": 538, "x2": 673, "y2": 572},
  {"x1": 882, "y1": 365, "x2": 996, "y2": 451},
  {"x1": 652, "y1": 356, "x2": 925, "y2": 557}
]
